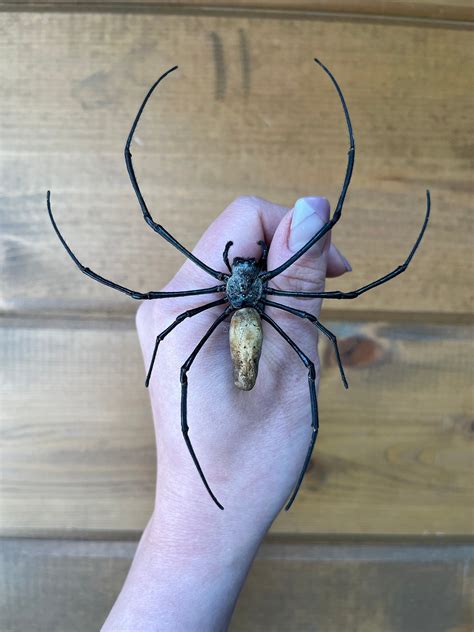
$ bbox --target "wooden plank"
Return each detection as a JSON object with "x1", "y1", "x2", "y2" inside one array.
[
  {"x1": 2, "y1": 318, "x2": 472, "y2": 536},
  {"x1": 1, "y1": 1, "x2": 473, "y2": 24},
  {"x1": 1, "y1": 13, "x2": 472, "y2": 318},
  {"x1": 1, "y1": 537, "x2": 472, "y2": 632}
]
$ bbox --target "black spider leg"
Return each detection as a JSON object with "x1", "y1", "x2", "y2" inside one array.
[
  {"x1": 47, "y1": 192, "x2": 226, "y2": 300},
  {"x1": 262, "y1": 299, "x2": 348, "y2": 389},
  {"x1": 124, "y1": 66, "x2": 227, "y2": 283},
  {"x1": 257, "y1": 240, "x2": 268, "y2": 270},
  {"x1": 261, "y1": 58, "x2": 355, "y2": 283},
  {"x1": 258, "y1": 310, "x2": 318, "y2": 511},
  {"x1": 180, "y1": 306, "x2": 233, "y2": 510},
  {"x1": 223, "y1": 241, "x2": 233, "y2": 273},
  {"x1": 266, "y1": 190, "x2": 431, "y2": 301},
  {"x1": 145, "y1": 297, "x2": 228, "y2": 387}
]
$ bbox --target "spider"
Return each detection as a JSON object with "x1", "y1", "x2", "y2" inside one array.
[{"x1": 47, "y1": 59, "x2": 430, "y2": 511}]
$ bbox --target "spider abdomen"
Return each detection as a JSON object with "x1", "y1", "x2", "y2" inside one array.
[{"x1": 229, "y1": 308, "x2": 263, "y2": 391}]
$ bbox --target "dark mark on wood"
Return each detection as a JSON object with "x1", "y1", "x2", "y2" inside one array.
[
  {"x1": 70, "y1": 70, "x2": 114, "y2": 111},
  {"x1": 306, "y1": 456, "x2": 326, "y2": 487},
  {"x1": 209, "y1": 31, "x2": 226, "y2": 101},
  {"x1": 443, "y1": 415, "x2": 474, "y2": 439},
  {"x1": 238, "y1": 29, "x2": 251, "y2": 98},
  {"x1": 323, "y1": 334, "x2": 386, "y2": 370}
]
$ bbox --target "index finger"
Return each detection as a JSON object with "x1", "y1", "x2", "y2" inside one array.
[{"x1": 166, "y1": 196, "x2": 289, "y2": 290}]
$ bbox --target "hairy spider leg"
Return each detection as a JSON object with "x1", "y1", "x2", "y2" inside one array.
[
  {"x1": 258, "y1": 310, "x2": 319, "y2": 511},
  {"x1": 262, "y1": 299, "x2": 348, "y2": 389},
  {"x1": 180, "y1": 306, "x2": 233, "y2": 510},
  {"x1": 222, "y1": 241, "x2": 233, "y2": 274},
  {"x1": 145, "y1": 298, "x2": 228, "y2": 386},
  {"x1": 124, "y1": 66, "x2": 227, "y2": 283},
  {"x1": 47, "y1": 192, "x2": 226, "y2": 300},
  {"x1": 266, "y1": 190, "x2": 431, "y2": 301},
  {"x1": 261, "y1": 58, "x2": 355, "y2": 283}
]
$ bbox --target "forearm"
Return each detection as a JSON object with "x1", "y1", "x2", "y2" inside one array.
[{"x1": 102, "y1": 491, "x2": 272, "y2": 632}]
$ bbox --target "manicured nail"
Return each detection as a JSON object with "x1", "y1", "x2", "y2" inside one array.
[
  {"x1": 340, "y1": 252, "x2": 352, "y2": 272},
  {"x1": 331, "y1": 244, "x2": 352, "y2": 272},
  {"x1": 288, "y1": 197, "x2": 330, "y2": 253}
]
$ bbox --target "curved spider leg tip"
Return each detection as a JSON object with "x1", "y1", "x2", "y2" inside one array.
[
  {"x1": 208, "y1": 479, "x2": 224, "y2": 510},
  {"x1": 209, "y1": 493, "x2": 224, "y2": 510},
  {"x1": 204, "y1": 468, "x2": 224, "y2": 509},
  {"x1": 161, "y1": 65, "x2": 178, "y2": 77}
]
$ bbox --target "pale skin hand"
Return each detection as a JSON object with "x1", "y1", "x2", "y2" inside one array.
[{"x1": 102, "y1": 196, "x2": 350, "y2": 632}]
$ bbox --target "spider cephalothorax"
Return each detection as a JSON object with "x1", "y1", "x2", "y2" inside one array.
[
  {"x1": 47, "y1": 59, "x2": 430, "y2": 512},
  {"x1": 226, "y1": 258, "x2": 264, "y2": 308}
]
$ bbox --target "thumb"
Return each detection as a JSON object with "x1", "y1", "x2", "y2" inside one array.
[{"x1": 267, "y1": 197, "x2": 332, "y2": 303}]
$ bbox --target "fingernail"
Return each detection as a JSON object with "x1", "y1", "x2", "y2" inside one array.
[
  {"x1": 288, "y1": 197, "x2": 330, "y2": 253},
  {"x1": 331, "y1": 245, "x2": 352, "y2": 272},
  {"x1": 340, "y1": 252, "x2": 352, "y2": 272}
]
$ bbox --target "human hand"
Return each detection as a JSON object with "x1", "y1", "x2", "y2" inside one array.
[
  {"x1": 136, "y1": 194, "x2": 350, "y2": 526},
  {"x1": 103, "y1": 195, "x2": 350, "y2": 631}
]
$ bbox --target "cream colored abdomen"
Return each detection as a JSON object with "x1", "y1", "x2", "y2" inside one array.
[{"x1": 229, "y1": 308, "x2": 263, "y2": 391}]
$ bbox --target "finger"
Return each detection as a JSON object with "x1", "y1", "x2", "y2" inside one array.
[
  {"x1": 327, "y1": 242, "x2": 352, "y2": 278},
  {"x1": 261, "y1": 197, "x2": 334, "y2": 359},
  {"x1": 167, "y1": 196, "x2": 289, "y2": 289},
  {"x1": 267, "y1": 196, "x2": 331, "y2": 303}
]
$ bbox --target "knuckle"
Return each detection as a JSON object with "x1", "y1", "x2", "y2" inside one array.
[
  {"x1": 135, "y1": 299, "x2": 151, "y2": 334},
  {"x1": 271, "y1": 260, "x2": 326, "y2": 294},
  {"x1": 233, "y1": 195, "x2": 259, "y2": 207},
  {"x1": 229, "y1": 195, "x2": 264, "y2": 213},
  {"x1": 135, "y1": 298, "x2": 170, "y2": 334}
]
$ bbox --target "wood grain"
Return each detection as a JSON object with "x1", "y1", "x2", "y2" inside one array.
[
  {"x1": 1, "y1": 5, "x2": 472, "y2": 623},
  {"x1": 1, "y1": 12, "x2": 472, "y2": 318},
  {"x1": 1, "y1": 1, "x2": 473, "y2": 23},
  {"x1": 1, "y1": 537, "x2": 472, "y2": 632},
  {"x1": 2, "y1": 318, "x2": 472, "y2": 536}
]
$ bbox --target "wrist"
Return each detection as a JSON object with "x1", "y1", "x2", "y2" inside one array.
[
  {"x1": 104, "y1": 503, "x2": 267, "y2": 631},
  {"x1": 150, "y1": 475, "x2": 274, "y2": 566},
  {"x1": 103, "y1": 504, "x2": 266, "y2": 632}
]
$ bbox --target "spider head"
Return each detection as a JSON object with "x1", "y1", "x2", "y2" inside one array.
[{"x1": 226, "y1": 257, "x2": 263, "y2": 308}]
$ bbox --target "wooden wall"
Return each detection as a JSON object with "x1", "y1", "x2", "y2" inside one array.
[{"x1": 1, "y1": 2, "x2": 473, "y2": 630}]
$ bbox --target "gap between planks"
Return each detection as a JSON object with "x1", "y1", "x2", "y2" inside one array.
[
  {"x1": 1, "y1": 531, "x2": 473, "y2": 549},
  {"x1": 1, "y1": 309, "x2": 473, "y2": 330},
  {"x1": 0, "y1": 2, "x2": 473, "y2": 28}
]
